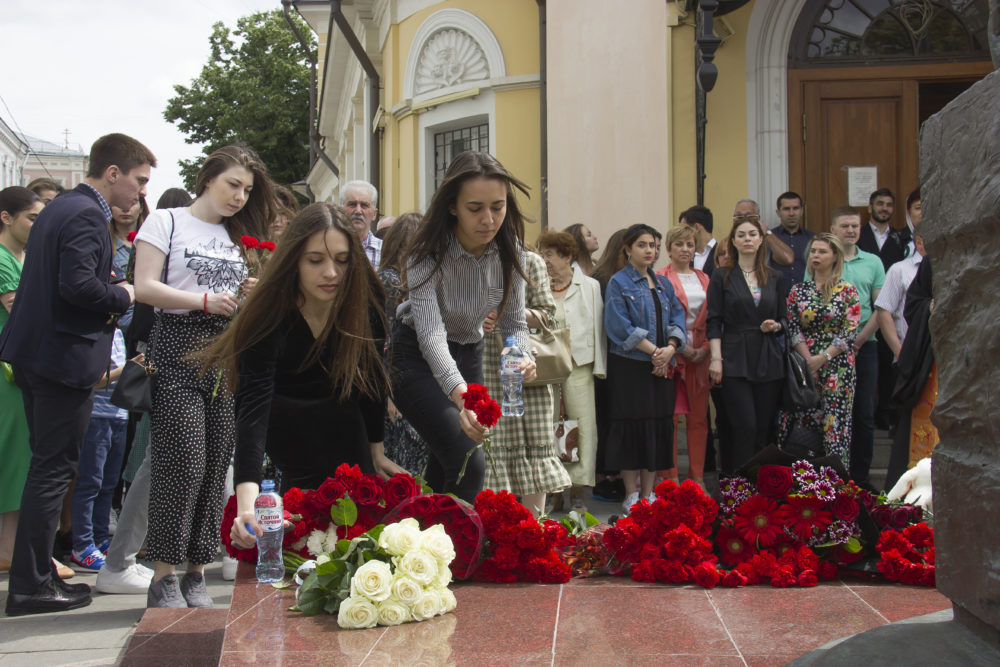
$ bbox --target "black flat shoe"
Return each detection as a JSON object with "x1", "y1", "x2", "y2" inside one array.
[
  {"x1": 5, "y1": 580, "x2": 92, "y2": 616},
  {"x1": 53, "y1": 576, "x2": 91, "y2": 596}
]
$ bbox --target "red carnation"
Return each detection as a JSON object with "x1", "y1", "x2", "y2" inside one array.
[
  {"x1": 473, "y1": 398, "x2": 502, "y2": 428},
  {"x1": 769, "y1": 565, "x2": 797, "y2": 588},
  {"x1": 259, "y1": 240, "x2": 276, "y2": 252},
  {"x1": 797, "y1": 569, "x2": 819, "y2": 587},
  {"x1": 722, "y1": 569, "x2": 748, "y2": 587},
  {"x1": 817, "y1": 560, "x2": 839, "y2": 580},
  {"x1": 733, "y1": 494, "x2": 783, "y2": 548},
  {"x1": 830, "y1": 495, "x2": 860, "y2": 521},
  {"x1": 240, "y1": 235, "x2": 260, "y2": 249},
  {"x1": 282, "y1": 487, "x2": 305, "y2": 515},
  {"x1": 693, "y1": 562, "x2": 720, "y2": 589},
  {"x1": 462, "y1": 384, "x2": 490, "y2": 410},
  {"x1": 334, "y1": 463, "x2": 364, "y2": 480},
  {"x1": 757, "y1": 465, "x2": 795, "y2": 499},
  {"x1": 126, "y1": 231, "x2": 137, "y2": 243},
  {"x1": 776, "y1": 496, "x2": 833, "y2": 541},
  {"x1": 383, "y1": 473, "x2": 420, "y2": 508}
]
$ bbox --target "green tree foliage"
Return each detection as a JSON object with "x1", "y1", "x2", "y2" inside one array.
[{"x1": 165, "y1": 10, "x2": 314, "y2": 190}]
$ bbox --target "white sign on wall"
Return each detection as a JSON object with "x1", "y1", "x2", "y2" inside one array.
[{"x1": 847, "y1": 167, "x2": 878, "y2": 207}]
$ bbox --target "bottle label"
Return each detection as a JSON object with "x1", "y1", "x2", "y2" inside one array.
[
  {"x1": 256, "y1": 506, "x2": 283, "y2": 532},
  {"x1": 501, "y1": 357, "x2": 522, "y2": 374}
]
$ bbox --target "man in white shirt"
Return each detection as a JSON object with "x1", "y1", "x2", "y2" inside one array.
[
  {"x1": 876, "y1": 232, "x2": 925, "y2": 359},
  {"x1": 680, "y1": 205, "x2": 716, "y2": 277},
  {"x1": 340, "y1": 180, "x2": 382, "y2": 269}
]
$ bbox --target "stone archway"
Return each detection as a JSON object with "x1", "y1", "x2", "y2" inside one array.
[{"x1": 744, "y1": 0, "x2": 808, "y2": 208}]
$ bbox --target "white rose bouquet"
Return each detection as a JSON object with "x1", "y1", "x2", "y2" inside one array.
[{"x1": 293, "y1": 496, "x2": 458, "y2": 628}]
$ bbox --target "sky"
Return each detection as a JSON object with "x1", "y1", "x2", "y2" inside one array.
[{"x1": 1, "y1": 0, "x2": 286, "y2": 205}]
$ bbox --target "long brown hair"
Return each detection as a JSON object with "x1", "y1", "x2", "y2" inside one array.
[
  {"x1": 405, "y1": 151, "x2": 529, "y2": 320},
  {"x1": 194, "y1": 143, "x2": 277, "y2": 245},
  {"x1": 724, "y1": 218, "x2": 773, "y2": 287},
  {"x1": 590, "y1": 228, "x2": 629, "y2": 291},
  {"x1": 378, "y1": 211, "x2": 422, "y2": 273},
  {"x1": 198, "y1": 203, "x2": 387, "y2": 401},
  {"x1": 563, "y1": 223, "x2": 593, "y2": 274}
]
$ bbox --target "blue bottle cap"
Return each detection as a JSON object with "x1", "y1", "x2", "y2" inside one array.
[
  {"x1": 261, "y1": 479, "x2": 275, "y2": 492},
  {"x1": 505, "y1": 335, "x2": 517, "y2": 346}
]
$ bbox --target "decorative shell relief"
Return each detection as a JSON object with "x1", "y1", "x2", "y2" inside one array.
[{"x1": 415, "y1": 28, "x2": 490, "y2": 95}]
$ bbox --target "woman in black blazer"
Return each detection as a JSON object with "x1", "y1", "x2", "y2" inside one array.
[{"x1": 706, "y1": 215, "x2": 787, "y2": 474}]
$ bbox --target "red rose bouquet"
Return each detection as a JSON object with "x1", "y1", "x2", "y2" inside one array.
[
  {"x1": 603, "y1": 480, "x2": 721, "y2": 586},
  {"x1": 383, "y1": 493, "x2": 486, "y2": 579},
  {"x1": 876, "y1": 523, "x2": 935, "y2": 586},
  {"x1": 472, "y1": 489, "x2": 571, "y2": 584}
]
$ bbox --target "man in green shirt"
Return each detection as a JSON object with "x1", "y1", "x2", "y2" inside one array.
[{"x1": 831, "y1": 206, "x2": 885, "y2": 489}]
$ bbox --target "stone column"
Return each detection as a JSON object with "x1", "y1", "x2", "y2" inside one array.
[{"x1": 920, "y1": 67, "x2": 1000, "y2": 650}]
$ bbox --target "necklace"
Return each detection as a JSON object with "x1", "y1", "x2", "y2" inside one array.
[
  {"x1": 740, "y1": 267, "x2": 755, "y2": 277},
  {"x1": 551, "y1": 280, "x2": 571, "y2": 293}
]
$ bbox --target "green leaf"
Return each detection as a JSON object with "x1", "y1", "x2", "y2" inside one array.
[
  {"x1": 414, "y1": 474, "x2": 435, "y2": 495},
  {"x1": 845, "y1": 536, "x2": 863, "y2": 554},
  {"x1": 336, "y1": 539, "x2": 351, "y2": 556},
  {"x1": 331, "y1": 496, "x2": 358, "y2": 527},
  {"x1": 584, "y1": 511, "x2": 600, "y2": 527},
  {"x1": 323, "y1": 596, "x2": 343, "y2": 615},
  {"x1": 315, "y1": 560, "x2": 343, "y2": 577},
  {"x1": 366, "y1": 524, "x2": 385, "y2": 543},
  {"x1": 271, "y1": 580, "x2": 293, "y2": 590}
]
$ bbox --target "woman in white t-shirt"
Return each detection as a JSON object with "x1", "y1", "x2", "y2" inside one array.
[{"x1": 133, "y1": 144, "x2": 277, "y2": 608}]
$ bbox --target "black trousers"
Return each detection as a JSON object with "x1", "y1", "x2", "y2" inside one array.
[
  {"x1": 10, "y1": 367, "x2": 94, "y2": 595},
  {"x1": 390, "y1": 322, "x2": 484, "y2": 504},
  {"x1": 719, "y1": 377, "x2": 783, "y2": 475}
]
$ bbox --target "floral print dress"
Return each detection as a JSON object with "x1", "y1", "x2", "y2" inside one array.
[{"x1": 779, "y1": 280, "x2": 861, "y2": 464}]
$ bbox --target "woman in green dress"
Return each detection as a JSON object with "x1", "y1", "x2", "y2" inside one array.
[{"x1": 0, "y1": 187, "x2": 43, "y2": 571}]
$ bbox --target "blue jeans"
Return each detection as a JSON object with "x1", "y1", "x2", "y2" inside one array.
[
  {"x1": 71, "y1": 416, "x2": 127, "y2": 552},
  {"x1": 849, "y1": 340, "x2": 878, "y2": 486}
]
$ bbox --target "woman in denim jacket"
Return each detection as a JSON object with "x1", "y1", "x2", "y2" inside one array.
[{"x1": 603, "y1": 224, "x2": 686, "y2": 513}]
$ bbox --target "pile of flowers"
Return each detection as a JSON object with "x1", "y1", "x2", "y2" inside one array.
[
  {"x1": 295, "y1": 515, "x2": 458, "y2": 627},
  {"x1": 876, "y1": 523, "x2": 935, "y2": 587},
  {"x1": 472, "y1": 489, "x2": 571, "y2": 584},
  {"x1": 603, "y1": 480, "x2": 721, "y2": 586},
  {"x1": 870, "y1": 502, "x2": 925, "y2": 531},
  {"x1": 715, "y1": 461, "x2": 870, "y2": 578},
  {"x1": 220, "y1": 464, "x2": 422, "y2": 564}
]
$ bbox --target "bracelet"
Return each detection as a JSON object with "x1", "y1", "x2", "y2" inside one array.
[
  {"x1": 823, "y1": 351, "x2": 833, "y2": 363},
  {"x1": 203, "y1": 293, "x2": 208, "y2": 314}
]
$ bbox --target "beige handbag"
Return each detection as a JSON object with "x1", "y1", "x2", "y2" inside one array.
[
  {"x1": 554, "y1": 385, "x2": 580, "y2": 463},
  {"x1": 523, "y1": 309, "x2": 573, "y2": 387}
]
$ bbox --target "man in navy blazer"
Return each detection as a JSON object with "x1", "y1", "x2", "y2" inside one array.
[{"x1": 0, "y1": 133, "x2": 155, "y2": 616}]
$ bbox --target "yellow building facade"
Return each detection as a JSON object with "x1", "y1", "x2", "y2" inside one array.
[{"x1": 296, "y1": 0, "x2": 993, "y2": 246}]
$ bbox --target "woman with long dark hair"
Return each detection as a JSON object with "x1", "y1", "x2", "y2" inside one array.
[
  {"x1": 390, "y1": 151, "x2": 536, "y2": 504},
  {"x1": 198, "y1": 203, "x2": 403, "y2": 549},
  {"x1": 604, "y1": 224, "x2": 685, "y2": 513},
  {"x1": 134, "y1": 144, "x2": 277, "y2": 608},
  {"x1": 707, "y1": 215, "x2": 788, "y2": 474}
]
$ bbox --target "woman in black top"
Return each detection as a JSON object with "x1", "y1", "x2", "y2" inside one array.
[
  {"x1": 706, "y1": 215, "x2": 787, "y2": 474},
  {"x1": 200, "y1": 203, "x2": 404, "y2": 549}
]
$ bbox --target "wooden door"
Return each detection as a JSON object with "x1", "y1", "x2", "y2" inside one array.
[{"x1": 799, "y1": 79, "x2": 918, "y2": 232}]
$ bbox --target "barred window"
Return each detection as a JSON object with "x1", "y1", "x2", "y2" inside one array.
[{"x1": 433, "y1": 123, "x2": 489, "y2": 190}]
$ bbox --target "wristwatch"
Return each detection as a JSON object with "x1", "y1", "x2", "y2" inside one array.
[{"x1": 823, "y1": 351, "x2": 832, "y2": 363}]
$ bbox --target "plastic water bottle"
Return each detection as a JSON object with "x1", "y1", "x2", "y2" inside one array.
[
  {"x1": 500, "y1": 335, "x2": 525, "y2": 417},
  {"x1": 254, "y1": 479, "x2": 284, "y2": 583}
]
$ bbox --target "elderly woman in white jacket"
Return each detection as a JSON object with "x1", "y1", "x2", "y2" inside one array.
[{"x1": 537, "y1": 231, "x2": 607, "y2": 512}]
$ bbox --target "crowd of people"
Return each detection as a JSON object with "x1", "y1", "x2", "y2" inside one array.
[{"x1": 0, "y1": 135, "x2": 937, "y2": 617}]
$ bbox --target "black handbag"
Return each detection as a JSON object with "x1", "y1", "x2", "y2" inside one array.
[
  {"x1": 782, "y1": 422, "x2": 825, "y2": 458},
  {"x1": 110, "y1": 358, "x2": 157, "y2": 412},
  {"x1": 782, "y1": 348, "x2": 821, "y2": 412},
  {"x1": 109, "y1": 212, "x2": 174, "y2": 413}
]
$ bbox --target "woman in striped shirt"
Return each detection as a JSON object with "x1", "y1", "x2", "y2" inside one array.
[{"x1": 390, "y1": 151, "x2": 536, "y2": 504}]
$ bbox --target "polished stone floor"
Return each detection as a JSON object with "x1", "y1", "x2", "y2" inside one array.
[{"x1": 121, "y1": 562, "x2": 949, "y2": 666}]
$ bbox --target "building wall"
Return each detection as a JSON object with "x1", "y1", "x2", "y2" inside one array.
[
  {"x1": 546, "y1": 0, "x2": 671, "y2": 247},
  {"x1": 0, "y1": 120, "x2": 26, "y2": 189}
]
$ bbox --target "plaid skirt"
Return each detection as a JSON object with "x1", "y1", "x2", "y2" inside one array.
[{"x1": 482, "y1": 335, "x2": 571, "y2": 496}]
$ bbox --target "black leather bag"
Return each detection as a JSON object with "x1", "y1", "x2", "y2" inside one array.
[
  {"x1": 109, "y1": 359, "x2": 157, "y2": 412},
  {"x1": 782, "y1": 348, "x2": 821, "y2": 412},
  {"x1": 782, "y1": 422, "x2": 825, "y2": 458}
]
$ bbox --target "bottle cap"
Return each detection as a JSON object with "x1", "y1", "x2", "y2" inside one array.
[
  {"x1": 505, "y1": 335, "x2": 517, "y2": 346},
  {"x1": 261, "y1": 479, "x2": 275, "y2": 492}
]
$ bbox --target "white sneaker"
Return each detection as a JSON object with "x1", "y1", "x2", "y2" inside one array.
[
  {"x1": 96, "y1": 564, "x2": 153, "y2": 594},
  {"x1": 621, "y1": 491, "x2": 640, "y2": 515},
  {"x1": 222, "y1": 556, "x2": 238, "y2": 581},
  {"x1": 108, "y1": 508, "x2": 118, "y2": 537},
  {"x1": 646, "y1": 492, "x2": 657, "y2": 504},
  {"x1": 134, "y1": 562, "x2": 154, "y2": 578}
]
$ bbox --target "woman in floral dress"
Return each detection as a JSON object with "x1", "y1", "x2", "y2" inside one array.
[{"x1": 780, "y1": 233, "x2": 861, "y2": 464}]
